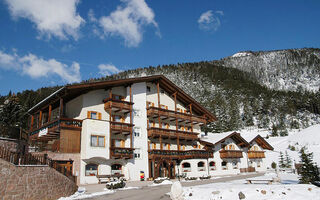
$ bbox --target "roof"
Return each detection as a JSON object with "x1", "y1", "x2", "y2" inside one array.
[
  {"x1": 202, "y1": 132, "x2": 250, "y2": 148},
  {"x1": 28, "y1": 75, "x2": 216, "y2": 121},
  {"x1": 248, "y1": 135, "x2": 274, "y2": 150}
]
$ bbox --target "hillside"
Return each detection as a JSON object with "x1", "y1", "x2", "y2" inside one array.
[
  {"x1": 214, "y1": 48, "x2": 320, "y2": 92},
  {"x1": 1, "y1": 48, "x2": 320, "y2": 134}
]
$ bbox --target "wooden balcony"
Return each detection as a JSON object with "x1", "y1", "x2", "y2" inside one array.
[
  {"x1": 148, "y1": 127, "x2": 198, "y2": 140},
  {"x1": 148, "y1": 149, "x2": 213, "y2": 160},
  {"x1": 219, "y1": 150, "x2": 243, "y2": 159},
  {"x1": 147, "y1": 107, "x2": 206, "y2": 125},
  {"x1": 29, "y1": 118, "x2": 82, "y2": 141},
  {"x1": 247, "y1": 151, "x2": 265, "y2": 159},
  {"x1": 104, "y1": 98, "x2": 133, "y2": 114},
  {"x1": 110, "y1": 147, "x2": 134, "y2": 159},
  {"x1": 110, "y1": 121, "x2": 133, "y2": 134}
]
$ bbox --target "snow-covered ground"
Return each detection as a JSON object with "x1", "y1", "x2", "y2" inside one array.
[{"x1": 183, "y1": 172, "x2": 320, "y2": 200}]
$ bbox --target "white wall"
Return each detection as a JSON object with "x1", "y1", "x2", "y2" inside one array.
[{"x1": 126, "y1": 82, "x2": 149, "y2": 181}]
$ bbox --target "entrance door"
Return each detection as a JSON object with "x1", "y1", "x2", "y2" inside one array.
[{"x1": 52, "y1": 160, "x2": 73, "y2": 176}]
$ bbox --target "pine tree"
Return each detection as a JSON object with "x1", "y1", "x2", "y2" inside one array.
[
  {"x1": 279, "y1": 151, "x2": 286, "y2": 168},
  {"x1": 299, "y1": 147, "x2": 320, "y2": 184},
  {"x1": 285, "y1": 151, "x2": 292, "y2": 168}
]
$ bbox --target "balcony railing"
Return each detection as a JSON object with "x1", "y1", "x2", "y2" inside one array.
[
  {"x1": 219, "y1": 150, "x2": 243, "y2": 159},
  {"x1": 29, "y1": 118, "x2": 83, "y2": 136},
  {"x1": 104, "y1": 98, "x2": 133, "y2": 113},
  {"x1": 247, "y1": 151, "x2": 265, "y2": 159},
  {"x1": 148, "y1": 149, "x2": 213, "y2": 160},
  {"x1": 110, "y1": 121, "x2": 133, "y2": 134},
  {"x1": 147, "y1": 106, "x2": 206, "y2": 124},
  {"x1": 148, "y1": 127, "x2": 198, "y2": 140},
  {"x1": 110, "y1": 147, "x2": 134, "y2": 159}
]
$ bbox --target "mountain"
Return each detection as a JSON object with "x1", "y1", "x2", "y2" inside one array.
[
  {"x1": 213, "y1": 48, "x2": 320, "y2": 92},
  {"x1": 1, "y1": 48, "x2": 320, "y2": 134}
]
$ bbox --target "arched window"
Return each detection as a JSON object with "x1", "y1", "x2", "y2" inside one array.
[
  {"x1": 85, "y1": 163, "x2": 98, "y2": 176},
  {"x1": 221, "y1": 161, "x2": 227, "y2": 170},
  {"x1": 182, "y1": 162, "x2": 191, "y2": 172},
  {"x1": 232, "y1": 161, "x2": 238, "y2": 169},
  {"x1": 111, "y1": 163, "x2": 122, "y2": 175},
  {"x1": 197, "y1": 161, "x2": 205, "y2": 171},
  {"x1": 209, "y1": 161, "x2": 216, "y2": 171}
]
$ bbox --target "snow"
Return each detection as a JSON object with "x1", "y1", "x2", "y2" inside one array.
[
  {"x1": 149, "y1": 180, "x2": 173, "y2": 187},
  {"x1": 58, "y1": 188, "x2": 114, "y2": 200},
  {"x1": 183, "y1": 172, "x2": 320, "y2": 200},
  {"x1": 232, "y1": 52, "x2": 252, "y2": 58}
]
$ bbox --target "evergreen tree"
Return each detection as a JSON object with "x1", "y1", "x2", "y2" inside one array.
[
  {"x1": 299, "y1": 147, "x2": 320, "y2": 184},
  {"x1": 279, "y1": 151, "x2": 286, "y2": 168},
  {"x1": 285, "y1": 151, "x2": 292, "y2": 168},
  {"x1": 0, "y1": 95, "x2": 24, "y2": 138}
]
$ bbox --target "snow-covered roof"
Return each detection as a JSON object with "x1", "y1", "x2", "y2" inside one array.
[{"x1": 202, "y1": 131, "x2": 249, "y2": 147}]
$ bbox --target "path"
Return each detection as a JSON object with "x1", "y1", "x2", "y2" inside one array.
[{"x1": 86, "y1": 173, "x2": 264, "y2": 200}]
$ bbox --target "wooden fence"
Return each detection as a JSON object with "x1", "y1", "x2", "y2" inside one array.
[{"x1": 0, "y1": 146, "x2": 75, "y2": 182}]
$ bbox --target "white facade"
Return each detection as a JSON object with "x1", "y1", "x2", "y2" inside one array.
[{"x1": 55, "y1": 80, "x2": 271, "y2": 184}]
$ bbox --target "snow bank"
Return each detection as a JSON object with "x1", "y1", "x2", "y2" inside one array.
[{"x1": 183, "y1": 173, "x2": 319, "y2": 200}]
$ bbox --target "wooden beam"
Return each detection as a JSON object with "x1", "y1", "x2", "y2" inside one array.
[
  {"x1": 59, "y1": 98, "x2": 63, "y2": 118},
  {"x1": 48, "y1": 104, "x2": 52, "y2": 122},
  {"x1": 39, "y1": 110, "x2": 42, "y2": 127},
  {"x1": 30, "y1": 115, "x2": 34, "y2": 131}
]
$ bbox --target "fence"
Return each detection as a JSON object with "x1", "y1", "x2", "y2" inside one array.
[{"x1": 0, "y1": 146, "x2": 75, "y2": 182}]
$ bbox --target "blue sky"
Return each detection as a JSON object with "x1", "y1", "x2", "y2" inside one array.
[{"x1": 0, "y1": 0, "x2": 319, "y2": 95}]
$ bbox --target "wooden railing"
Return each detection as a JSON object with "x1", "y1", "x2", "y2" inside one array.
[
  {"x1": 0, "y1": 146, "x2": 76, "y2": 182},
  {"x1": 29, "y1": 118, "x2": 82, "y2": 136},
  {"x1": 219, "y1": 150, "x2": 243, "y2": 159},
  {"x1": 247, "y1": 151, "x2": 265, "y2": 159},
  {"x1": 110, "y1": 147, "x2": 134, "y2": 159},
  {"x1": 110, "y1": 121, "x2": 134, "y2": 133},
  {"x1": 148, "y1": 149, "x2": 213, "y2": 159},
  {"x1": 104, "y1": 98, "x2": 133, "y2": 112},
  {"x1": 147, "y1": 106, "x2": 206, "y2": 124},
  {"x1": 148, "y1": 127, "x2": 198, "y2": 140}
]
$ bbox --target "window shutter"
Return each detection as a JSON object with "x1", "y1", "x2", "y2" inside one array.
[
  {"x1": 98, "y1": 112, "x2": 102, "y2": 120},
  {"x1": 87, "y1": 111, "x2": 91, "y2": 118}
]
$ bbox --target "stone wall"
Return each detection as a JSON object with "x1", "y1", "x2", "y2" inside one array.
[
  {"x1": 0, "y1": 137, "x2": 28, "y2": 154},
  {"x1": 0, "y1": 159, "x2": 77, "y2": 200}
]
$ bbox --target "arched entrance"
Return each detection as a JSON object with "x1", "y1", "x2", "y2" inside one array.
[
  {"x1": 153, "y1": 159, "x2": 175, "y2": 179},
  {"x1": 111, "y1": 163, "x2": 122, "y2": 175}
]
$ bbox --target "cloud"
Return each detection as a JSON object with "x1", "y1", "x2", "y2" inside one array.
[
  {"x1": 5, "y1": 0, "x2": 85, "y2": 40},
  {"x1": 98, "y1": 0, "x2": 160, "y2": 47},
  {"x1": 198, "y1": 10, "x2": 224, "y2": 32},
  {"x1": 0, "y1": 50, "x2": 81, "y2": 83},
  {"x1": 98, "y1": 64, "x2": 121, "y2": 76}
]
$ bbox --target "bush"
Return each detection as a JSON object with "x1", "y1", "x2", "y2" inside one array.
[
  {"x1": 106, "y1": 180, "x2": 126, "y2": 189},
  {"x1": 271, "y1": 162, "x2": 277, "y2": 169},
  {"x1": 200, "y1": 175, "x2": 211, "y2": 180},
  {"x1": 185, "y1": 177, "x2": 197, "y2": 181}
]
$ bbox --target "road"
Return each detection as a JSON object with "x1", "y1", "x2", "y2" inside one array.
[{"x1": 86, "y1": 173, "x2": 264, "y2": 200}]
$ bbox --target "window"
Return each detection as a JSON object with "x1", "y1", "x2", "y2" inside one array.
[
  {"x1": 134, "y1": 127, "x2": 140, "y2": 137},
  {"x1": 209, "y1": 162, "x2": 216, "y2": 171},
  {"x1": 134, "y1": 149, "x2": 141, "y2": 159},
  {"x1": 111, "y1": 164, "x2": 122, "y2": 175},
  {"x1": 85, "y1": 164, "x2": 98, "y2": 176},
  {"x1": 222, "y1": 161, "x2": 227, "y2": 170},
  {"x1": 182, "y1": 162, "x2": 191, "y2": 172},
  {"x1": 232, "y1": 161, "x2": 238, "y2": 169},
  {"x1": 114, "y1": 140, "x2": 125, "y2": 148},
  {"x1": 87, "y1": 111, "x2": 101, "y2": 120},
  {"x1": 197, "y1": 162, "x2": 205, "y2": 171},
  {"x1": 225, "y1": 144, "x2": 235, "y2": 150},
  {"x1": 147, "y1": 86, "x2": 151, "y2": 92},
  {"x1": 113, "y1": 115, "x2": 125, "y2": 122},
  {"x1": 91, "y1": 135, "x2": 105, "y2": 147}
]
